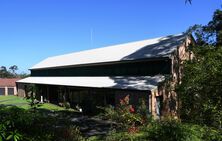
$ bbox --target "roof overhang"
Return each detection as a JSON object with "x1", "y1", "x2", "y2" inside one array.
[
  {"x1": 16, "y1": 76, "x2": 165, "y2": 91},
  {"x1": 30, "y1": 57, "x2": 170, "y2": 71},
  {"x1": 31, "y1": 33, "x2": 187, "y2": 70}
]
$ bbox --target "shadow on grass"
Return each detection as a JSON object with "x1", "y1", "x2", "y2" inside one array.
[{"x1": 0, "y1": 104, "x2": 114, "y2": 138}]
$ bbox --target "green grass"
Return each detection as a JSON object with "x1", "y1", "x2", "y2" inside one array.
[{"x1": 0, "y1": 95, "x2": 73, "y2": 111}]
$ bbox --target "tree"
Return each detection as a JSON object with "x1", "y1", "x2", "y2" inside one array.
[
  {"x1": 0, "y1": 66, "x2": 6, "y2": 77},
  {"x1": 9, "y1": 65, "x2": 18, "y2": 75},
  {"x1": 0, "y1": 65, "x2": 27, "y2": 78},
  {"x1": 177, "y1": 8, "x2": 222, "y2": 129},
  {"x1": 0, "y1": 66, "x2": 10, "y2": 78}
]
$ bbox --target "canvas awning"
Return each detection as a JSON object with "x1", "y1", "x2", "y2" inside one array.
[{"x1": 17, "y1": 75, "x2": 165, "y2": 91}]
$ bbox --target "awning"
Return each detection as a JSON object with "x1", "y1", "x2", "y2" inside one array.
[{"x1": 17, "y1": 75, "x2": 165, "y2": 91}]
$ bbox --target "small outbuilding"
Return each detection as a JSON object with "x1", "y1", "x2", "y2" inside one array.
[{"x1": 0, "y1": 78, "x2": 20, "y2": 96}]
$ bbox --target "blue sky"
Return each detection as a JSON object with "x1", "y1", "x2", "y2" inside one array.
[{"x1": 0, "y1": 0, "x2": 221, "y2": 73}]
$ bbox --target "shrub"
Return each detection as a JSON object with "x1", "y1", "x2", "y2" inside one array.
[
  {"x1": 63, "y1": 102, "x2": 71, "y2": 109},
  {"x1": 99, "y1": 100, "x2": 222, "y2": 141},
  {"x1": 0, "y1": 106, "x2": 56, "y2": 141},
  {"x1": 144, "y1": 120, "x2": 201, "y2": 141},
  {"x1": 140, "y1": 120, "x2": 222, "y2": 141},
  {"x1": 105, "y1": 129, "x2": 136, "y2": 141},
  {"x1": 99, "y1": 95, "x2": 143, "y2": 130},
  {"x1": 55, "y1": 126, "x2": 85, "y2": 141}
]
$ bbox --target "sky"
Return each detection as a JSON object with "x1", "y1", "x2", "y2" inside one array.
[{"x1": 0, "y1": 0, "x2": 221, "y2": 73}]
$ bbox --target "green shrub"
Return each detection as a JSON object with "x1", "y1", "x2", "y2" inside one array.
[
  {"x1": 98, "y1": 94, "x2": 222, "y2": 141},
  {"x1": 145, "y1": 120, "x2": 201, "y2": 141},
  {"x1": 200, "y1": 126, "x2": 222, "y2": 141},
  {"x1": 103, "y1": 121, "x2": 222, "y2": 141},
  {"x1": 99, "y1": 95, "x2": 145, "y2": 130},
  {"x1": 139, "y1": 120, "x2": 222, "y2": 141},
  {"x1": 105, "y1": 129, "x2": 136, "y2": 141},
  {"x1": 0, "y1": 120, "x2": 23, "y2": 141},
  {"x1": 0, "y1": 105, "x2": 86, "y2": 141},
  {"x1": 55, "y1": 126, "x2": 85, "y2": 141},
  {"x1": 63, "y1": 102, "x2": 71, "y2": 109}
]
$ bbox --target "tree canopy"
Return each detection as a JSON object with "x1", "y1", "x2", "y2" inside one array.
[
  {"x1": 0, "y1": 65, "x2": 29, "y2": 78},
  {"x1": 177, "y1": 8, "x2": 222, "y2": 129}
]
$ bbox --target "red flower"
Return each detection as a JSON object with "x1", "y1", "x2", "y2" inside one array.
[{"x1": 129, "y1": 105, "x2": 135, "y2": 113}]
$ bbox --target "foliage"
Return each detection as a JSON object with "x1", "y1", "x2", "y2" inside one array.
[
  {"x1": 177, "y1": 46, "x2": 222, "y2": 128},
  {"x1": 17, "y1": 73, "x2": 30, "y2": 79},
  {"x1": 56, "y1": 126, "x2": 85, "y2": 141},
  {"x1": 188, "y1": 9, "x2": 222, "y2": 47},
  {"x1": 0, "y1": 105, "x2": 85, "y2": 141},
  {"x1": 99, "y1": 95, "x2": 145, "y2": 130},
  {"x1": 103, "y1": 120, "x2": 222, "y2": 141},
  {"x1": 0, "y1": 66, "x2": 15, "y2": 78},
  {"x1": 0, "y1": 106, "x2": 53, "y2": 141},
  {"x1": 178, "y1": 8, "x2": 222, "y2": 129},
  {"x1": 99, "y1": 94, "x2": 221, "y2": 141},
  {"x1": 147, "y1": 121, "x2": 222, "y2": 141},
  {"x1": 105, "y1": 129, "x2": 136, "y2": 141},
  {"x1": 6, "y1": 130, "x2": 22, "y2": 141},
  {"x1": 0, "y1": 65, "x2": 29, "y2": 78},
  {"x1": 0, "y1": 120, "x2": 23, "y2": 141},
  {"x1": 144, "y1": 120, "x2": 201, "y2": 141},
  {"x1": 25, "y1": 84, "x2": 42, "y2": 112},
  {"x1": 9, "y1": 65, "x2": 18, "y2": 75},
  {"x1": 63, "y1": 101, "x2": 71, "y2": 109}
]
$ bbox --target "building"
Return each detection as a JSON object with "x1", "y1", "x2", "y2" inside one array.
[
  {"x1": 17, "y1": 33, "x2": 193, "y2": 117},
  {"x1": 0, "y1": 78, "x2": 20, "y2": 96}
]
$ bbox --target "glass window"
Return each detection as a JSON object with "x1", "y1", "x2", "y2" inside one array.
[
  {"x1": 0, "y1": 88, "x2": 5, "y2": 95},
  {"x1": 8, "y1": 88, "x2": 14, "y2": 95}
]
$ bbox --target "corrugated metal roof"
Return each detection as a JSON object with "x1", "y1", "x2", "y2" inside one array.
[
  {"x1": 17, "y1": 75, "x2": 165, "y2": 91},
  {"x1": 31, "y1": 33, "x2": 187, "y2": 70}
]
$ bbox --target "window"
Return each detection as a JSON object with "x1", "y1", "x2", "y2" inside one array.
[
  {"x1": 0, "y1": 88, "x2": 5, "y2": 95},
  {"x1": 8, "y1": 88, "x2": 14, "y2": 95}
]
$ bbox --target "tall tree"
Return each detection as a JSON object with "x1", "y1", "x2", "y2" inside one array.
[
  {"x1": 0, "y1": 66, "x2": 8, "y2": 78},
  {"x1": 189, "y1": 9, "x2": 222, "y2": 46},
  {"x1": 9, "y1": 65, "x2": 18, "y2": 75},
  {"x1": 177, "y1": 8, "x2": 222, "y2": 129}
]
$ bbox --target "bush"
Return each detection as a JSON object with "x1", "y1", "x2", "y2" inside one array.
[
  {"x1": 139, "y1": 120, "x2": 222, "y2": 141},
  {"x1": 103, "y1": 120, "x2": 222, "y2": 141},
  {"x1": 99, "y1": 101, "x2": 222, "y2": 141},
  {"x1": 0, "y1": 106, "x2": 56, "y2": 141},
  {"x1": 99, "y1": 95, "x2": 144, "y2": 130},
  {"x1": 63, "y1": 102, "x2": 71, "y2": 109},
  {"x1": 0, "y1": 105, "x2": 86, "y2": 141},
  {"x1": 55, "y1": 125, "x2": 85, "y2": 141},
  {"x1": 105, "y1": 129, "x2": 136, "y2": 141},
  {"x1": 144, "y1": 120, "x2": 200, "y2": 141}
]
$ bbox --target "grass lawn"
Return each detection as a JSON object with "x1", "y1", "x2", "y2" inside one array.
[{"x1": 0, "y1": 95, "x2": 73, "y2": 111}]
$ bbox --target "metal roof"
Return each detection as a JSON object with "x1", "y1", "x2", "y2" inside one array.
[
  {"x1": 17, "y1": 75, "x2": 165, "y2": 91},
  {"x1": 31, "y1": 33, "x2": 187, "y2": 70}
]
